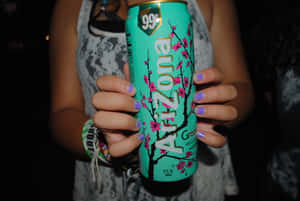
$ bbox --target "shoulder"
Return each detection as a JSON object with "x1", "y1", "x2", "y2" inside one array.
[
  {"x1": 195, "y1": 0, "x2": 213, "y2": 31},
  {"x1": 51, "y1": 0, "x2": 83, "y2": 34}
]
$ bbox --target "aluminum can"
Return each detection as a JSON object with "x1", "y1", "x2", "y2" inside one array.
[{"x1": 126, "y1": 0, "x2": 197, "y2": 182}]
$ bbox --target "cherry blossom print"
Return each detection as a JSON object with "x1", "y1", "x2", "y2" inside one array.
[
  {"x1": 184, "y1": 77, "x2": 189, "y2": 87},
  {"x1": 172, "y1": 41, "x2": 182, "y2": 52},
  {"x1": 178, "y1": 88, "x2": 186, "y2": 97},
  {"x1": 170, "y1": 32, "x2": 175, "y2": 38},
  {"x1": 191, "y1": 101, "x2": 196, "y2": 109},
  {"x1": 144, "y1": 75, "x2": 149, "y2": 85},
  {"x1": 162, "y1": 102, "x2": 171, "y2": 109},
  {"x1": 149, "y1": 82, "x2": 156, "y2": 92},
  {"x1": 144, "y1": 61, "x2": 148, "y2": 65},
  {"x1": 148, "y1": 97, "x2": 152, "y2": 102},
  {"x1": 176, "y1": 161, "x2": 186, "y2": 170},
  {"x1": 186, "y1": 61, "x2": 191, "y2": 68},
  {"x1": 186, "y1": 151, "x2": 193, "y2": 158},
  {"x1": 181, "y1": 50, "x2": 188, "y2": 59},
  {"x1": 174, "y1": 77, "x2": 181, "y2": 85},
  {"x1": 172, "y1": 25, "x2": 176, "y2": 30},
  {"x1": 160, "y1": 149, "x2": 167, "y2": 154},
  {"x1": 186, "y1": 161, "x2": 193, "y2": 168},
  {"x1": 150, "y1": 121, "x2": 160, "y2": 132},
  {"x1": 183, "y1": 38, "x2": 188, "y2": 48},
  {"x1": 141, "y1": 100, "x2": 147, "y2": 108},
  {"x1": 176, "y1": 61, "x2": 183, "y2": 70}
]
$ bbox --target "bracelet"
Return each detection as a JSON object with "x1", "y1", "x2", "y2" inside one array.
[{"x1": 81, "y1": 119, "x2": 111, "y2": 164}]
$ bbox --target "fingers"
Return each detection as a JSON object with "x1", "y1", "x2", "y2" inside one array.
[
  {"x1": 92, "y1": 92, "x2": 140, "y2": 112},
  {"x1": 194, "y1": 84, "x2": 237, "y2": 104},
  {"x1": 195, "y1": 104, "x2": 238, "y2": 121},
  {"x1": 194, "y1": 67, "x2": 224, "y2": 85},
  {"x1": 108, "y1": 133, "x2": 143, "y2": 157},
  {"x1": 96, "y1": 75, "x2": 136, "y2": 95},
  {"x1": 196, "y1": 122, "x2": 227, "y2": 147},
  {"x1": 94, "y1": 111, "x2": 141, "y2": 132}
]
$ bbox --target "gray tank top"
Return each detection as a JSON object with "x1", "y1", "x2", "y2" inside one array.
[{"x1": 74, "y1": 0, "x2": 238, "y2": 200}]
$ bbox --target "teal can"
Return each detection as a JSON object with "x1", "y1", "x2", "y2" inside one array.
[{"x1": 126, "y1": 0, "x2": 198, "y2": 182}]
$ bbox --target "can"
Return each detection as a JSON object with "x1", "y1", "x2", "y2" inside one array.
[{"x1": 126, "y1": 0, "x2": 198, "y2": 182}]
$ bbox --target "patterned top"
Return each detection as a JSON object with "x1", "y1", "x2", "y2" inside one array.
[{"x1": 73, "y1": 0, "x2": 238, "y2": 200}]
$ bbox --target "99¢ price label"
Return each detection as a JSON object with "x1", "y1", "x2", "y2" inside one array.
[{"x1": 138, "y1": 4, "x2": 161, "y2": 35}]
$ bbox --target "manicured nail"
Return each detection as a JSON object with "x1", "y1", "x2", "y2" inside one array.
[
  {"x1": 134, "y1": 101, "x2": 141, "y2": 110},
  {"x1": 136, "y1": 121, "x2": 141, "y2": 129},
  {"x1": 138, "y1": 134, "x2": 145, "y2": 141},
  {"x1": 195, "y1": 92, "x2": 204, "y2": 101},
  {"x1": 196, "y1": 107, "x2": 205, "y2": 115},
  {"x1": 128, "y1": 84, "x2": 134, "y2": 93},
  {"x1": 197, "y1": 132, "x2": 205, "y2": 138},
  {"x1": 196, "y1": 73, "x2": 203, "y2": 81}
]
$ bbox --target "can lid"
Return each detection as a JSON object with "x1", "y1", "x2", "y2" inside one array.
[{"x1": 128, "y1": 0, "x2": 187, "y2": 8}]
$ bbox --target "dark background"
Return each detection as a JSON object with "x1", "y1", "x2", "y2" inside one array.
[{"x1": 1, "y1": 0, "x2": 294, "y2": 200}]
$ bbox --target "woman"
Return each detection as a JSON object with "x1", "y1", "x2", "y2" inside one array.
[{"x1": 49, "y1": 0, "x2": 254, "y2": 200}]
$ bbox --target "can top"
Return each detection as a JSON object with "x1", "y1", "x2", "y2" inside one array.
[{"x1": 128, "y1": 0, "x2": 187, "y2": 8}]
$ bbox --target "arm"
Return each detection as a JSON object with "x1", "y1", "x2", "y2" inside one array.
[
  {"x1": 193, "y1": 0, "x2": 254, "y2": 146},
  {"x1": 49, "y1": 0, "x2": 88, "y2": 159},
  {"x1": 210, "y1": 0, "x2": 254, "y2": 126}
]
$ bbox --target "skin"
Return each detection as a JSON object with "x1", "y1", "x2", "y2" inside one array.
[{"x1": 50, "y1": 0, "x2": 254, "y2": 159}]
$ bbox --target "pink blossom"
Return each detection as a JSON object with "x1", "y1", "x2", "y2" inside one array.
[
  {"x1": 181, "y1": 50, "x2": 188, "y2": 59},
  {"x1": 176, "y1": 61, "x2": 183, "y2": 70},
  {"x1": 178, "y1": 88, "x2": 185, "y2": 97},
  {"x1": 176, "y1": 161, "x2": 186, "y2": 170},
  {"x1": 170, "y1": 32, "x2": 175, "y2": 38},
  {"x1": 148, "y1": 97, "x2": 152, "y2": 102},
  {"x1": 172, "y1": 26, "x2": 176, "y2": 30},
  {"x1": 181, "y1": 169, "x2": 185, "y2": 173},
  {"x1": 144, "y1": 61, "x2": 148, "y2": 65},
  {"x1": 144, "y1": 75, "x2": 149, "y2": 84},
  {"x1": 184, "y1": 77, "x2": 189, "y2": 87},
  {"x1": 174, "y1": 77, "x2": 181, "y2": 85},
  {"x1": 186, "y1": 152, "x2": 193, "y2": 158},
  {"x1": 183, "y1": 38, "x2": 188, "y2": 48},
  {"x1": 149, "y1": 82, "x2": 156, "y2": 92},
  {"x1": 144, "y1": 141, "x2": 149, "y2": 149},
  {"x1": 162, "y1": 102, "x2": 171, "y2": 109},
  {"x1": 172, "y1": 41, "x2": 182, "y2": 52},
  {"x1": 143, "y1": 95, "x2": 146, "y2": 100},
  {"x1": 170, "y1": 117, "x2": 175, "y2": 121},
  {"x1": 190, "y1": 39, "x2": 193, "y2": 47},
  {"x1": 150, "y1": 70, "x2": 153, "y2": 74},
  {"x1": 150, "y1": 121, "x2": 160, "y2": 132},
  {"x1": 186, "y1": 61, "x2": 191, "y2": 68},
  {"x1": 191, "y1": 101, "x2": 196, "y2": 109},
  {"x1": 146, "y1": 134, "x2": 150, "y2": 141},
  {"x1": 160, "y1": 149, "x2": 167, "y2": 154},
  {"x1": 186, "y1": 161, "x2": 193, "y2": 168},
  {"x1": 141, "y1": 100, "x2": 147, "y2": 108},
  {"x1": 143, "y1": 121, "x2": 146, "y2": 125}
]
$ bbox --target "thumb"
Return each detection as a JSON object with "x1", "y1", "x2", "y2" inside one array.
[{"x1": 123, "y1": 62, "x2": 131, "y2": 81}]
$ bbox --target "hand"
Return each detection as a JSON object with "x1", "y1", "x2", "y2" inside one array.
[
  {"x1": 92, "y1": 63, "x2": 143, "y2": 157},
  {"x1": 193, "y1": 67, "x2": 238, "y2": 147}
]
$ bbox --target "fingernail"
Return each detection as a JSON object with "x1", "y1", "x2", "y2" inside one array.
[
  {"x1": 134, "y1": 101, "x2": 141, "y2": 110},
  {"x1": 197, "y1": 132, "x2": 205, "y2": 138},
  {"x1": 196, "y1": 73, "x2": 203, "y2": 81},
  {"x1": 136, "y1": 121, "x2": 141, "y2": 129},
  {"x1": 196, "y1": 107, "x2": 205, "y2": 115},
  {"x1": 138, "y1": 134, "x2": 145, "y2": 141},
  {"x1": 128, "y1": 84, "x2": 134, "y2": 93},
  {"x1": 195, "y1": 92, "x2": 204, "y2": 101}
]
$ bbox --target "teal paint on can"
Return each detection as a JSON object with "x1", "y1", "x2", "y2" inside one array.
[{"x1": 126, "y1": 0, "x2": 198, "y2": 182}]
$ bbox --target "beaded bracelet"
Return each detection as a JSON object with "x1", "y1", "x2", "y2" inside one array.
[{"x1": 81, "y1": 119, "x2": 111, "y2": 164}]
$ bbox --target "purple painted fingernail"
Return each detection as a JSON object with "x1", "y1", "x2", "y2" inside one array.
[
  {"x1": 138, "y1": 134, "x2": 145, "y2": 141},
  {"x1": 196, "y1": 73, "x2": 203, "y2": 81},
  {"x1": 197, "y1": 132, "x2": 205, "y2": 138},
  {"x1": 195, "y1": 92, "x2": 204, "y2": 101},
  {"x1": 134, "y1": 101, "x2": 141, "y2": 110},
  {"x1": 136, "y1": 121, "x2": 141, "y2": 129},
  {"x1": 196, "y1": 107, "x2": 205, "y2": 115},
  {"x1": 128, "y1": 84, "x2": 134, "y2": 93}
]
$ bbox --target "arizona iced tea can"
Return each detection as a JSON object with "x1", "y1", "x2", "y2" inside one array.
[{"x1": 126, "y1": 0, "x2": 198, "y2": 182}]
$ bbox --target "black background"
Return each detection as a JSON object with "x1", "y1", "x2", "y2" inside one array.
[{"x1": 2, "y1": 0, "x2": 296, "y2": 200}]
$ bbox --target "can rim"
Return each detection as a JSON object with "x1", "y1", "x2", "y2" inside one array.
[{"x1": 128, "y1": 0, "x2": 187, "y2": 8}]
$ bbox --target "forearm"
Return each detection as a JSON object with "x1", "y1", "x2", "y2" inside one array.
[
  {"x1": 50, "y1": 108, "x2": 90, "y2": 160},
  {"x1": 226, "y1": 81, "x2": 255, "y2": 127}
]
